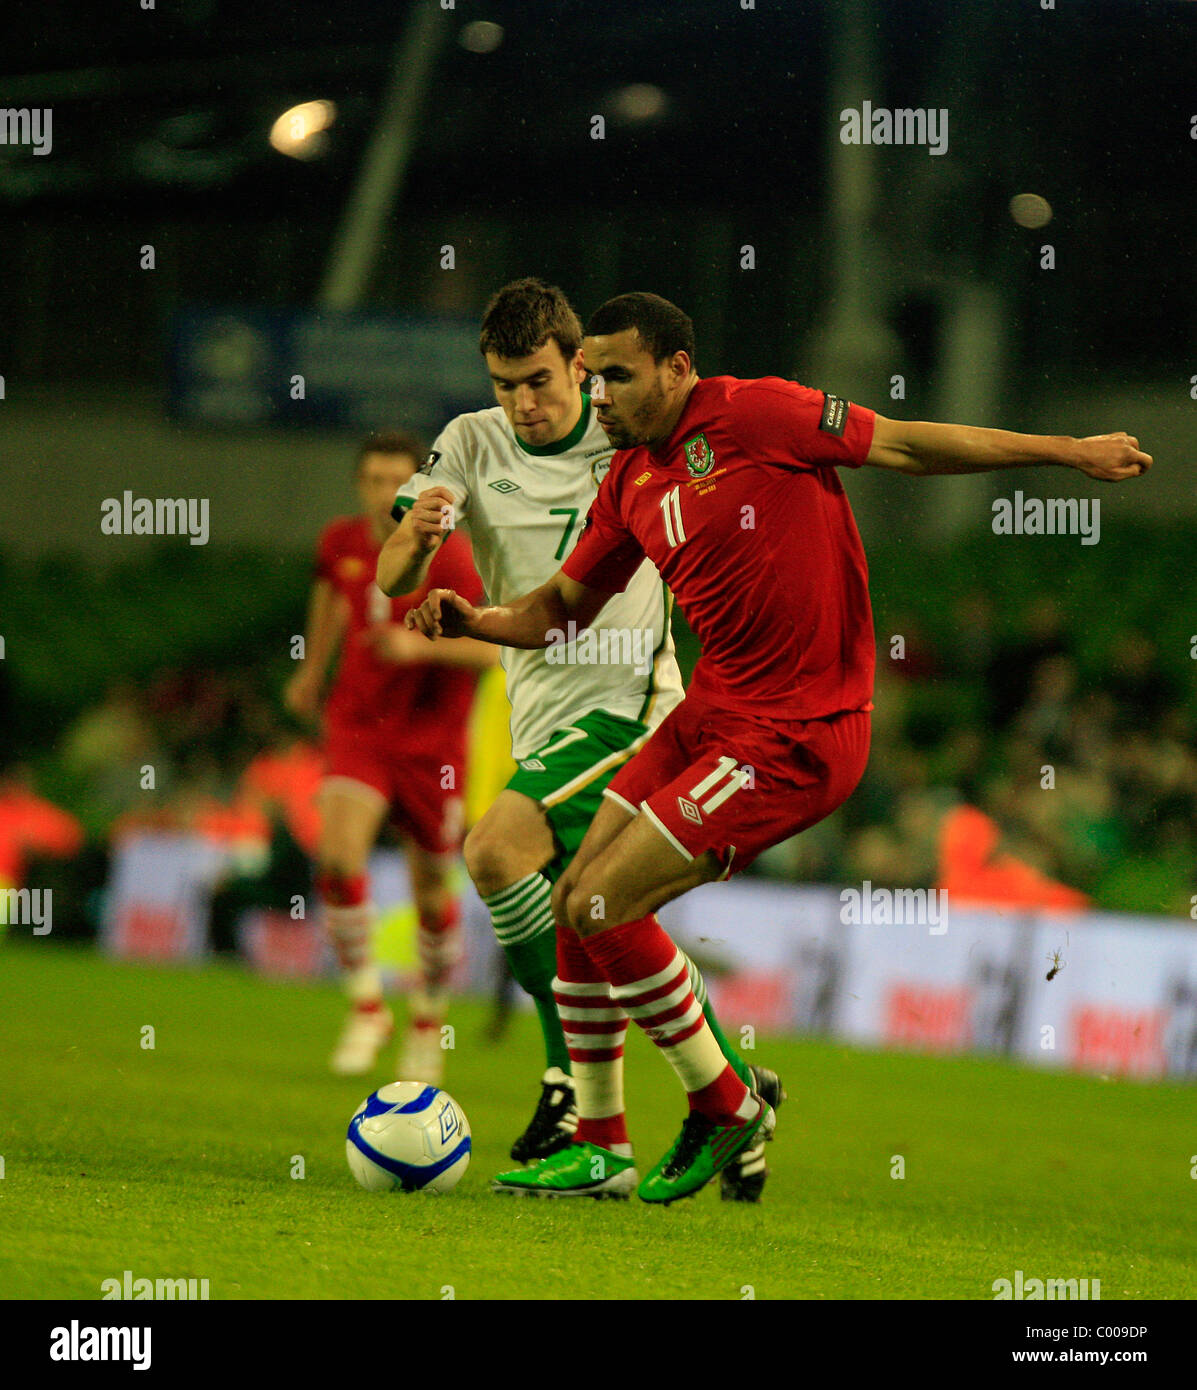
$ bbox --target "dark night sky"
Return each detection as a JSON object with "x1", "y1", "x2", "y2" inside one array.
[
  {"x1": 0, "y1": 1, "x2": 1193, "y2": 379},
  {"x1": 2, "y1": 0, "x2": 1193, "y2": 213}
]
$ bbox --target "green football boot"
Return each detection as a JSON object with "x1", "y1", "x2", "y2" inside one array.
[
  {"x1": 638, "y1": 1097, "x2": 776, "y2": 1205},
  {"x1": 491, "y1": 1141, "x2": 638, "y2": 1199}
]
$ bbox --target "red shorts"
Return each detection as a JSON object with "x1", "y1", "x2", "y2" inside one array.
[
  {"x1": 603, "y1": 694, "x2": 871, "y2": 876},
  {"x1": 323, "y1": 721, "x2": 465, "y2": 856}
]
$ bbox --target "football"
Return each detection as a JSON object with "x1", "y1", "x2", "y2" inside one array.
[{"x1": 346, "y1": 1082, "x2": 472, "y2": 1193}]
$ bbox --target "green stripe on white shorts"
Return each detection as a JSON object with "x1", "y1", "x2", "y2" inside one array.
[{"x1": 506, "y1": 710, "x2": 652, "y2": 873}]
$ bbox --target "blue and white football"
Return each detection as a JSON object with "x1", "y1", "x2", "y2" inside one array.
[{"x1": 346, "y1": 1082, "x2": 471, "y2": 1193}]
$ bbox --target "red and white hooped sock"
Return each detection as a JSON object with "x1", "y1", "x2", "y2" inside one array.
[
  {"x1": 417, "y1": 897, "x2": 462, "y2": 994},
  {"x1": 316, "y1": 870, "x2": 381, "y2": 1003},
  {"x1": 554, "y1": 925, "x2": 630, "y2": 1155},
  {"x1": 583, "y1": 914, "x2": 756, "y2": 1125}
]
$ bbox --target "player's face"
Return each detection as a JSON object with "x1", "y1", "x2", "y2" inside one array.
[
  {"x1": 584, "y1": 331, "x2": 681, "y2": 450},
  {"x1": 485, "y1": 340, "x2": 586, "y2": 448},
  {"x1": 357, "y1": 451, "x2": 418, "y2": 525}
]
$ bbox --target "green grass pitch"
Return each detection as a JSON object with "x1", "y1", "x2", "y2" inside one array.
[{"x1": 1, "y1": 942, "x2": 1192, "y2": 1300}]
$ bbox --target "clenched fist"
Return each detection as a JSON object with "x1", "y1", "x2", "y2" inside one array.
[
  {"x1": 1072, "y1": 433, "x2": 1152, "y2": 482},
  {"x1": 404, "y1": 588, "x2": 481, "y2": 640},
  {"x1": 408, "y1": 486, "x2": 458, "y2": 552}
]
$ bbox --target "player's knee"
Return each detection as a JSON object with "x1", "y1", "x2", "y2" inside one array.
[
  {"x1": 463, "y1": 822, "x2": 514, "y2": 896},
  {"x1": 317, "y1": 840, "x2": 368, "y2": 884},
  {"x1": 461, "y1": 822, "x2": 494, "y2": 889},
  {"x1": 563, "y1": 882, "x2": 600, "y2": 936},
  {"x1": 550, "y1": 873, "x2": 573, "y2": 927}
]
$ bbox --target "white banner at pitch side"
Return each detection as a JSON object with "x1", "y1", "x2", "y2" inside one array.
[
  {"x1": 100, "y1": 831, "x2": 503, "y2": 988},
  {"x1": 101, "y1": 835, "x2": 1197, "y2": 1079},
  {"x1": 1017, "y1": 915, "x2": 1197, "y2": 1078},
  {"x1": 101, "y1": 832, "x2": 227, "y2": 960},
  {"x1": 662, "y1": 881, "x2": 1197, "y2": 1079},
  {"x1": 833, "y1": 908, "x2": 1030, "y2": 1055}
]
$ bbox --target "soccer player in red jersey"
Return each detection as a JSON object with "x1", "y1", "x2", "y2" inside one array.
[
  {"x1": 285, "y1": 432, "x2": 497, "y2": 1080},
  {"x1": 405, "y1": 293, "x2": 1151, "y2": 1203}
]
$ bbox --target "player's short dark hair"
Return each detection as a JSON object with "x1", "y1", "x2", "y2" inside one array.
[
  {"x1": 356, "y1": 429, "x2": 427, "y2": 470},
  {"x1": 478, "y1": 277, "x2": 583, "y2": 363},
  {"x1": 586, "y1": 293, "x2": 696, "y2": 366}
]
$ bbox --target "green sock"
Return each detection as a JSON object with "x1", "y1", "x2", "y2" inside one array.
[
  {"x1": 682, "y1": 953, "x2": 754, "y2": 1086},
  {"x1": 485, "y1": 874, "x2": 571, "y2": 1075}
]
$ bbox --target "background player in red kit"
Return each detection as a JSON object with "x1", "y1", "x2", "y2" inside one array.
[
  {"x1": 285, "y1": 431, "x2": 497, "y2": 1079},
  {"x1": 405, "y1": 294, "x2": 1151, "y2": 1203}
]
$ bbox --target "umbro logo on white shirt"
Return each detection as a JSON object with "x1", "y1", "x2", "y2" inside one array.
[{"x1": 489, "y1": 478, "x2": 521, "y2": 494}]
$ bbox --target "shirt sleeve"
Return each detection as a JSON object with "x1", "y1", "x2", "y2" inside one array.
[
  {"x1": 732, "y1": 378, "x2": 876, "y2": 470},
  {"x1": 427, "y1": 531, "x2": 486, "y2": 607},
  {"x1": 391, "y1": 416, "x2": 472, "y2": 523},
  {"x1": 560, "y1": 468, "x2": 646, "y2": 594}
]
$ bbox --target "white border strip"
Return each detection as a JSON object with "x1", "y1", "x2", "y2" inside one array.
[
  {"x1": 640, "y1": 802, "x2": 694, "y2": 862},
  {"x1": 601, "y1": 788, "x2": 640, "y2": 816}
]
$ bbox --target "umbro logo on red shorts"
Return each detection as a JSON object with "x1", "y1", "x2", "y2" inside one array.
[{"x1": 677, "y1": 797, "x2": 703, "y2": 825}]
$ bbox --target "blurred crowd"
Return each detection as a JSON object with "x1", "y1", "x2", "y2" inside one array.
[
  {"x1": 0, "y1": 666, "x2": 322, "y2": 936},
  {"x1": 50, "y1": 670, "x2": 320, "y2": 851},
  {"x1": 757, "y1": 594, "x2": 1195, "y2": 917}
]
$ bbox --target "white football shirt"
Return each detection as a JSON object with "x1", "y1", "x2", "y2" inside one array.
[{"x1": 393, "y1": 393, "x2": 684, "y2": 758}]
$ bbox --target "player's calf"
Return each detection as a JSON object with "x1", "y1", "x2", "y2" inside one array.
[
  {"x1": 316, "y1": 869, "x2": 374, "y2": 973},
  {"x1": 318, "y1": 868, "x2": 390, "y2": 1073}
]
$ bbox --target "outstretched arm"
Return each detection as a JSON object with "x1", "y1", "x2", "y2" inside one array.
[
  {"x1": 864, "y1": 417, "x2": 1152, "y2": 482},
  {"x1": 404, "y1": 570, "x2": 613, "y2": 648}
]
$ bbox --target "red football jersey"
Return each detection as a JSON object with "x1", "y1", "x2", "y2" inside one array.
[
  {"x1": 561, "y1": 376, "x2": 876, "y2": 721},
  {"x1": 315, "y1": 516, "x2": 485, "y2": 744}
]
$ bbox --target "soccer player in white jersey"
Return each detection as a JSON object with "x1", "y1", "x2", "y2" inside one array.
[{"x1": 378, "y1": 280, "x2": 781, "y2": 1197}]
